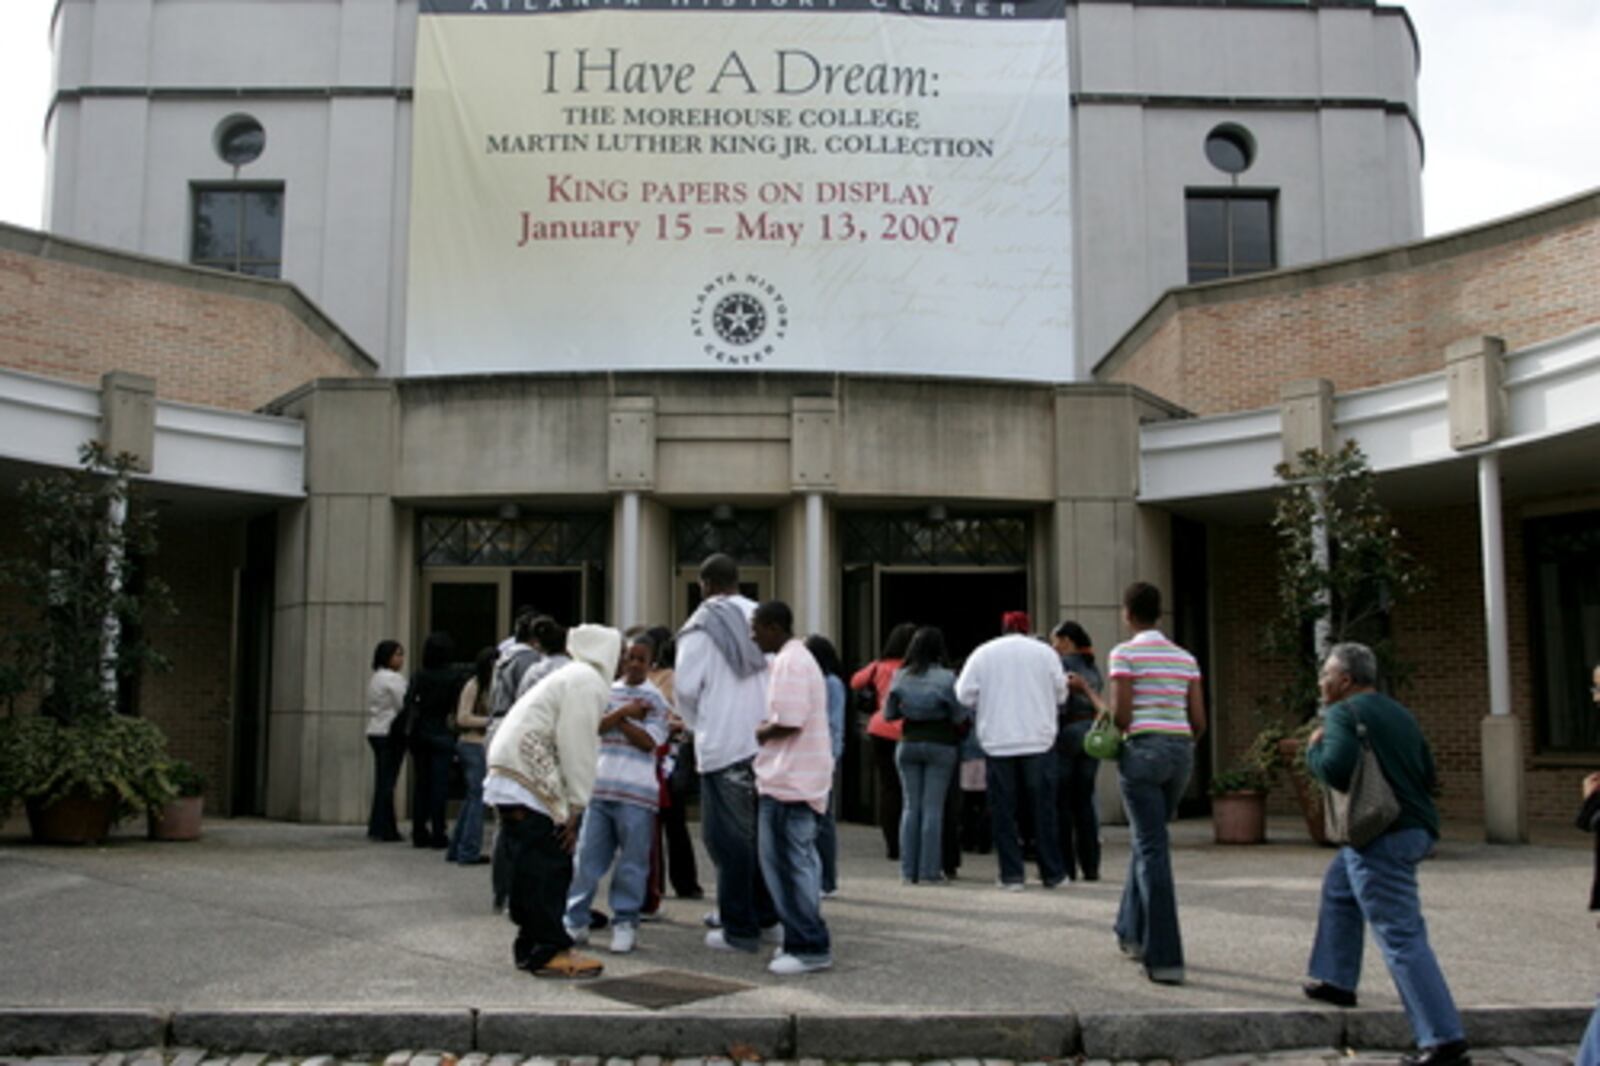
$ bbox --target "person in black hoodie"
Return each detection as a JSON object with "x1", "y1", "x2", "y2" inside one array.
[{"x1": 405, "y1": 631, "x2": 464, "y2": 849}]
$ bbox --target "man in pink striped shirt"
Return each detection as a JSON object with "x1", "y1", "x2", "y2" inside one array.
[{"x1": 751, "y1": 600, "x2": 835, "y2": 975}]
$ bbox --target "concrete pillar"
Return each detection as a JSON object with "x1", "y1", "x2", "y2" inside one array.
[
  {"x1": 791, "y1": 397, "x2": 838, "y2": 636},
  {"x1": 618, "y1": 491, "x2": 641, "y2": 629},
  {"x1": 1445, "y1": 335, "x2": 1506, "y2": 449},
  {"x1": 1279, "y1": 378, "x2": 1335, "y2": 463},
  {"x1": 267, "y1": 380, "x2": 398, "y2": 824},
  {"x1": 805, "y1": 492, "x2": 824, "y2": 634},
  {"x1": 99, "y1": 370, "x2": 156, "y2": 472}
]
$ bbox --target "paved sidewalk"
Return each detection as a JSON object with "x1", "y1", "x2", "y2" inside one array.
[{"x1": 1, "y1": 815, "x2": 1594, "y2": 1059}]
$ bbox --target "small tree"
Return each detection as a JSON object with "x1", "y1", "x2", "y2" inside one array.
[
  {"x1": 0, "y1": 442, "x2": 173, "y2": 723},
  {"x1": 1266, "y1": 440, "x2": 1426, "y2": 722}
]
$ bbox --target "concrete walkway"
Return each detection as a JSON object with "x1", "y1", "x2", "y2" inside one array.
[{"x1": 1, "y1": 815, "x2": 1594, "y2": 1059}]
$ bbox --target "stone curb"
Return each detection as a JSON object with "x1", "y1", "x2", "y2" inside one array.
[
  {"x1": 0, "y1": 1006, "x2": 1591, "y2": 1058},
  {"x1": 0, "y1": 1009, "x2": 168, "y2": 1055},
  {"x1": 794, "y1": 1012, "x2": 1077, "y2": 1060},
  {"x1": 1080, "y1": 1009, "x2": 1343, "y2": 1060},
  {"x1": 476, "y1": 1011, "x2": 791, "y2": 1058},
  {"x1": 169, "y1": 1010, "x2": 476, "y2": 1056}
]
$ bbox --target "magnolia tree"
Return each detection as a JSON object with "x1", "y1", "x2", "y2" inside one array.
[{"x1": 1267, "y1": 440, "x2": 1427, "y2": 722}]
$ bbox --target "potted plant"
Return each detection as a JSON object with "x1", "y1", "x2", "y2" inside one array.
[
  {"x1": 147, "y1": 759, "x2": 204, "y2": 841},
  {"x1": 1262, "y1": 441, "x2": 1427, "y2": 842},
  {"x1": 1210, "y1": 765, "x2": 1271, "y2": 844},
  {"x1": 0, "y1": 442, "x2": 177, "y2": 844}
]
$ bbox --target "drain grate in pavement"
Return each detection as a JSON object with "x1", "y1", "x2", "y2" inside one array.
[{"x1": 582, "y1": 968, "x2": 754, "y2": 1010}]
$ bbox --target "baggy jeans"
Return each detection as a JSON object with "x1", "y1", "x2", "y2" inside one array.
[
  {"x1": 1307, "y1": 826, "x2": 1465, "y2": 1048},
  {"x1": 758, "y1": 794, "x2": 832, "y2": 962},
  {"x1": 700, "y1": 758, "x2": 778, "y2": 949}
]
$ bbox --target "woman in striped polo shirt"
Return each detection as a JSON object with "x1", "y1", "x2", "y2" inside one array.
[{"x1": 1108, "y1": 581, "x2": 1206, "y2": 987}]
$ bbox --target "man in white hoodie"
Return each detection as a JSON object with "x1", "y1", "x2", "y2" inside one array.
[
  {"x1": 485, "y1": 623, "x2": 622, "y2": 979},
  {"x1": 955, "y1": 611, "x2": 1068, "y2": 891}
]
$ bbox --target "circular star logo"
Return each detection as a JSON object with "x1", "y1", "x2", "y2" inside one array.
[
  {"x1": 689, "y1": 273, "x2": 789, "y2": 368},
  {"x1": 713, "y1": 292, "x2": 766, "y2": 346}
]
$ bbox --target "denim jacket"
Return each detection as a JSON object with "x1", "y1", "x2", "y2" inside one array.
[{"x1": 885, "y1": 667, "x2": 970, "y2": 726}]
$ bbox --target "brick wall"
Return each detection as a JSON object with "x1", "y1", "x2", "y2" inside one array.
[
  {"x1": 0, "y1": 231, "x2": 371, "y2": 411},
  {"x1": 1101, "y1": 194, "x2": 1600, "y2": 415},
  {"x1": 1208, "y1": 500, "x2": 1586, "y2": 828}
]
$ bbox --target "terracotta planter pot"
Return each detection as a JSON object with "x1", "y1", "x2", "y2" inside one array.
[
  {"x1": 1277, "y1": 738, "x2": 1331, "y2": 846},
  {"x1": 1211, "y1": 790, "x2": 1267, "y2": 844},
  {"x1": 148, "y1": 795, "x2": 204, "y2": 841},
  {"x1": 25, "y1": 791, "x2": 118, "y2": 845}
]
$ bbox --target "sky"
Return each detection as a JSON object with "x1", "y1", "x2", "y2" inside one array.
[{"x1": 0, "y1": 1, "x2": 1595, "y2": 237}]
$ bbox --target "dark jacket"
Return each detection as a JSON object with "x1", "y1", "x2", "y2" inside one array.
[
  {"x1": 1577, "y1": 790, "x2": 1600, "y2": 910},
  {"x1": 405, "y1": 667, "x2": 464, "y2": 748},
  {"x1": 1306, "y1": 690, "x2": 1440, "y2": 840}
]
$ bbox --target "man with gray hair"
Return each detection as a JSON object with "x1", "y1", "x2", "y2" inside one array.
[{"x1": 1303, "y1": 641, "x2": 1468, "y2": 1066}]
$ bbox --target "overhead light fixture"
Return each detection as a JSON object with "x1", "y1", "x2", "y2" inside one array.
[
  {"x1": 926, "y1": 504, "x2": 948, "y2": 522},
  {"x1": 497, "y1": 502, "x2": 521, "y2": 521},
  {"x1": 710, "y1": 504, "x2": 735, "y2": 525}
]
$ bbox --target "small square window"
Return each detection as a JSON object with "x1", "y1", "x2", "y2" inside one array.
[
  {"x1": 191, "y1": 185, "x2": 283, "y2": 279},
  {"x1": 1185, "y1": 191, "x2": 1276, "y2": 284}
]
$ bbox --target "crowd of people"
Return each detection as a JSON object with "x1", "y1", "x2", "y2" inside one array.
[{"x1": 362, "y1": 555, "x2": 1489, "y2": 1066}]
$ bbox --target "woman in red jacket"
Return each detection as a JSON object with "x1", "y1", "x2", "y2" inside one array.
[{"x1": 850, "y1": 622, "x2": 916, "y2": 861}]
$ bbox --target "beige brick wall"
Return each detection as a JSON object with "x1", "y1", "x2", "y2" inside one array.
[
  {"x1": 1103, "y1": 198, "x2": 1600, "y2": 415},
  {"x1": 0, "y1": 241, "x2": 368, "y2": 411}
]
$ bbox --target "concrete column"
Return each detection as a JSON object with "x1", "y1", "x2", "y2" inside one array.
[
  {"x1": 1279, "y1": 378, "x2": 1335, "y2": 463},
  {"x1": 100, "y1": 371, "x2": 156, "y2": 472},
  {"x1": 1476, "y1": 450, "x2": 1526, "y2": 843},
  {"x1": 804, "y1": 491, "x2": 823, "y2": 633},
  {"x1": 267, "y1": 380, "x2": 398, "y2": 824},
  {"x1": 619, "y1": 490, "x2": 641, "y2": 629}
]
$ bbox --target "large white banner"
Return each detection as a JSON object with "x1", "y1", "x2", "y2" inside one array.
[{"x1": 406, "y1": 0, "x2": 1072, "y2": 379}]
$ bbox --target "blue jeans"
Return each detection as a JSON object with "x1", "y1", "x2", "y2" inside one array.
[
  {"x1": 1055, "y1": 719, "x2": 1101, "y2": 880},
  {"x1": 1308, "y1": 827, "x2": 1464, "y2": 1048},
  {"x1": 987, "y1": 750, "x2": 1064, "y2": 885},
  {"x1": 446, "y1": 740, "x2": 487, "y2": 863},
  {"x1": 564, "y1": 798, "x2": 656, "y2": 929},
  {"x1": 1115, "y1": 734, "x2": 1193, "y2": 976},
  {"x1": 701, "y1": 759, "x2": 778, "y2": 949},
  {"x1": 815, "y1": 790, "x2": 839, "y2": 894},
  {"x1": 1579, "y1": 998, "x2": 1600, "y2": 1066},
  {"x1": 896, "y1": 741, "x2": 959, "y2": 882},
  {"x1": 758, "y1": 795, "x2": 832, "y2": 961}
]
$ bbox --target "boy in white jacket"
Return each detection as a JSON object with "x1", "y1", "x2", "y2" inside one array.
[{"x1": 485, "y1": 623, "x2": 621, "y2": 979}]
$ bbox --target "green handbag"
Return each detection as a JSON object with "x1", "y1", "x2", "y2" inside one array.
[{"x1": 1082, "y1": 710, "x2": 1122, "y2": 761}]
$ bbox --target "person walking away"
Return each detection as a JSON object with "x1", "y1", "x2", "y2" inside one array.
[
  {"x1": 484, "y1": 623, "x2": 622, "y2": 979},
  {"x1": 365, "y1": 640, "x2": 407, "y2": 842},
  {"x1": 650, "y1": 627, "x2": 705, "y2": 900},
  {"x1": 805, "y1": 634, "x2": 849, "y2": 897},
  {"x1": 1108, "y1": 582, "x2": 1204, "y2": 985},
  {"x1": 446, "y1": 646, "x2": 496, "y2": 864},
  {"x1": 675, "y1": 552, "x2": 779, "y2": 953},
  {"x1": 1303, "y1": 641, "x2": 1467, "y2": 1066},
  {"x1": 1051, "y1": 620, "x2": 1105, "y2": 881},
  {"x1": 406, "y1": 632, "x2": 464, "y2": 850},
  {"x1": 955, "y1": 611, "x2": 1067, "y2": 890},
  {"x1": 884, "y1": 626, "x2": 969, "y2": 884},
  {"x1": 563, "y1": 637, "x2": 671, "y2": 953},
  {"x1": 1574, "y1": 665, "x2": 1600, "y2": 1066},
  {"x1": 851, "y1": 622, "x2": 916, "y2": 861},
  {"x1": 490, "y1": 617, "x2": 571, "y2": 912},
  {"x1": 751, "y1": 601, "x2": 835, "y2": 974}
]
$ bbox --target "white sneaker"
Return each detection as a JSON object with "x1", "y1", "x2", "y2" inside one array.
[
  {"x1": 760, "y1": 924, "x2": 784, "y2": 945},
  {"x1": 702, "y1": 909, "x2": 722, "y2": 928},
  {"x1": 769, "y1": 953, "x2": 832, "y2": 976},
  {"x1": 820, "y1": 888, "x2": 838, "y2": 900},
  {"x1": 997, "y1": 880, "x2": 1025, "y2": 893},
  {"x1": 609, "y1": 924, "x2": 636, "y2": 954},
  {"x1": 704, "y1": 928, "x2": 755, "y2": 954},
  {"x1": 563, "y1": 922, "x2": 590, "y2": 945},
  {"x1": 639, "y1": 910, "x2": 662, "y2": 923}
]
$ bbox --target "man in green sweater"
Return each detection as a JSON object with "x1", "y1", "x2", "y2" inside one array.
[{"x1": 1303, "y1": 642, "x2": 1468, "y2": 1066}]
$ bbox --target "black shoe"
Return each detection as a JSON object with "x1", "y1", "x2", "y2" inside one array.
[
  {"x1": 675, "y1": 887, "x2": 705, "y2": 900},
  {"x1": 1303, "y1": 980, "x2": 1358, "y2": 1008},
  {"x1": 458, "y1": 856, "x2": 491, "y2": 865},
  {"x1": 1400, "y1": 1040, "x2": 1470, "y2": 1066},
  {"x1": 589, "y1": 910, "x2": 610, "y2": 930}
]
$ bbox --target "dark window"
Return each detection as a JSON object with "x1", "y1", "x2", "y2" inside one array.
[
  {"x1": 1526, "y1": 510, "x2": 1600, "y2": 753},
  {"x1": 418, "y1": 513, "x2": 609, "y2": 567},
  {"x1": 840, "y1": 511, "x2": 1029, "y2": 567},
  {"x1": 675, "y1": 510, "x2": 773, "y2": 567},
  {"x1": 191, "y1": 185, "x2": 283, "y2": 278},
  {"x1": 1204, "y1": 125, "x2": 1254, "y2": 175},
  {"x1": 1186, "y1": 191, "x2": 1276, "y2": 283}
]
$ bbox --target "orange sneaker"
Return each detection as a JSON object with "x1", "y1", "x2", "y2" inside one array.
[{"x1": 532, "y1": 949, "x2": 604, "y2": 979}]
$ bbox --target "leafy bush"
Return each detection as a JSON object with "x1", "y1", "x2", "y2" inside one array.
[{"x1": 0, "y1": 714, "x2": 176, "y2": 820}]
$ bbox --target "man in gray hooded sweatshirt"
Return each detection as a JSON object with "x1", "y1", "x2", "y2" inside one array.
[{"x1": 675, "y1": 552, "x2": 778, "y2": 953}]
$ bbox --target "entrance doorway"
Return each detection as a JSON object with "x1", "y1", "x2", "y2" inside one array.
[{"x1": 878, "y1": 568, "x2": 1029, "y2": 665}]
